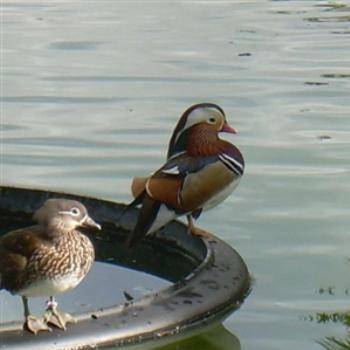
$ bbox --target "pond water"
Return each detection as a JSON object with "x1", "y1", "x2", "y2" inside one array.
[{"x1": 1, "y1": 1, "x2": 350, "y2": 349}]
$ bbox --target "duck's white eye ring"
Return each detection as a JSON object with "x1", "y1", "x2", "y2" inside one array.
[{"x1": 70, "y1": 207, "x2": 80, "y2": 216}]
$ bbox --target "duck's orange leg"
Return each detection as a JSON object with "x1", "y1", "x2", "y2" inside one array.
[{"x1": 186, "y1": 215, "x2": 212, "y2": 238}]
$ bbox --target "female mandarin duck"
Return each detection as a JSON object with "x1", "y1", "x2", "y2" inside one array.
[
  {"x1": 0, "y1": 198, "x2": 101, "y2": 333},
  {"x1": 126, "y1": 103, "x2": 244, "y2": 248}
]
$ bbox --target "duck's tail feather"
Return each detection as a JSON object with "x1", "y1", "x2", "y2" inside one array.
[
  {"x1": 125, "y1": 195, "x2": 161, "y2": 249},
  {"x1": 117, "y1": 190, "x2": 147, "y2": 224}
]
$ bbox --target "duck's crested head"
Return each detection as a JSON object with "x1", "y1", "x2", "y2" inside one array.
[
  {"x1": 33, "y1": 198, "x2": 101, "y2": 232},
  {"x1": 167, "y1": 103, "x2": 237, "y2": 158}
]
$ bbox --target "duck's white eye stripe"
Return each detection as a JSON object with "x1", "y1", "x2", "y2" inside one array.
[
  {"x1": 58, "y1": 208, "x2": 80, "y2": 216},
  {"x1": 58, "y1": 210, "x2": 71, "y2": 215}
]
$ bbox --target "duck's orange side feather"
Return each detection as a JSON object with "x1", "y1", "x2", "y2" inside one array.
[{"x1": 146, "y1": 177, "x2": 182, "y2": 210}]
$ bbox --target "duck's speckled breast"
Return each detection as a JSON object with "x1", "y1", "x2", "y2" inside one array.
[{"x1": 19, "y1": 231, "x2": 94, "y2": 297}]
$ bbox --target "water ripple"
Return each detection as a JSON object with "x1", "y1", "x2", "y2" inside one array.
[
  {"x1": 2, "y1": 96, "x2": 127, "y2": 104},
  {"x1": 49, "y1": 41, "x2": 102, "y2": 50}
]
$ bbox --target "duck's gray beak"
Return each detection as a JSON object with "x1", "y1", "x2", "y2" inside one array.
[{"x1": 82, "y1": 215, "x2": 101, "y2": 230}]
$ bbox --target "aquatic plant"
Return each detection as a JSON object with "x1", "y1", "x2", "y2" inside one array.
[
  {"x1": 315, "y1": 287, "x2": 350, "y2": 350},
  {"x1": 319, "y1": 336, "x2": 350, "y2": 350}
]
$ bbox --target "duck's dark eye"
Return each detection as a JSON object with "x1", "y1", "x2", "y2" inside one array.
[
  {"x1": 70, "y1": 207, "x2": 80, "y2": 216},
  {"x1": 209, "y1": 117, "x2": 216, "y2": 123}
]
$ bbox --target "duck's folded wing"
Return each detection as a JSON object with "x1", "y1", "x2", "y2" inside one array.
[
  {"x1": 0, "y1": 229, "x2": 31, "y2": 290},
  {"x1": 146, "y1": 154, "x2": 236, "y2": 212},
  {"x1": 0, "y1": 227, "x2": 51, "y2": 290},
  {"x1": 1, "y1": 226, "x2": 46, "y2": 257}
]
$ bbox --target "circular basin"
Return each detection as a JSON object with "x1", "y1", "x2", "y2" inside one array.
[{"x1": 0, "y1": 186, "x2": 250, "y2": 349}]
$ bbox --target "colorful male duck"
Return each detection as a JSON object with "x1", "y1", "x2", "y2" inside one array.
[{"x1": 126, "y1": 103, "x2": 244, "y2": 248}]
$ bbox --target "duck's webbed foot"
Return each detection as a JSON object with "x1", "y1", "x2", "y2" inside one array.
[
  {"x1": 25, "y1": 315, "x2": 51, "y2": 334},
  {"x1": 22, "y1": 296, "x2": 51, "y2": 334},
  {"x1": 43, "y1": 297, "x2": 76, "y2": 330},
  {"x1": 189, "y1": 226, "x2": 212, "y2": 238}
]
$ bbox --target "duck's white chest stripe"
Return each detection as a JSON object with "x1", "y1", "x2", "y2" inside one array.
[{"x1": 219, "y1": 153, "x2": 244, "y2": 176}]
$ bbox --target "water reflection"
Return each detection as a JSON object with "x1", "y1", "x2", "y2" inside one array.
[
  {"x1": 153, "y1": 326, "x2": 241, "y2": 350},
  {"x1": 0, "y1": 262, "x2": 170, "y2": 323},
  {"x1": 103, "y1": 325, "x2": 241, "y2": 350}
]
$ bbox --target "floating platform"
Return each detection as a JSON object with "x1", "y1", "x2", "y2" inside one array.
[{"x1": 0, "y1": 186, "x2": 250, "y2": 350}]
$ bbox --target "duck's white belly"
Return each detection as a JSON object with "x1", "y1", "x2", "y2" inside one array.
[
  {"x1": 147, "y1": 204, "x2": 177, "y2": 234},
  {"x1": 18, "y1": 272, "x2": 85, "y2": 297}
]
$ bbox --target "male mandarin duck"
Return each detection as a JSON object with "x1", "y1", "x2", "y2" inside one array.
[
  {"x1": 125, "y1": 103, "x2": 244, "y2": 248},
  {"x1": 0, "y1": 199, "x2": 101, "y2": 333}
]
